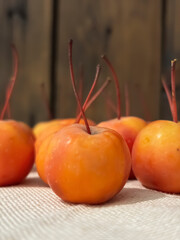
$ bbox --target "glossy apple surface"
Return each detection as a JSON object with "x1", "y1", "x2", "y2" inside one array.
[
  {"x1": 132, "y1": 120, "x2": 180, "y2": 193},
  {"x1": 35, "y1": 118, "x2": 95, "y2": 184},
  {"x1": 45, "y1": 124, "x2": 131, "y2": 204},
  {"x1": 0, "y1": 120, "x2": 35, "y2": 186}
]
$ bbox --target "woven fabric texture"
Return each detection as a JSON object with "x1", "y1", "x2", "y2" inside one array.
[{"x1": 0, "y1": 170, "x2": 180, "y2": 240}]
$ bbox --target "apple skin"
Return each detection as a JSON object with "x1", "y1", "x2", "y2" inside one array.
[
  {"x1": 98, "y1": 116, "x2": 147, "y2": 179},
  {"x1": 0, "y1": 120, "x2": 35, "y2": 186},
  {"x1": 33, "y1": 118, "x2": 95, "y2": 139},
  {"x1": 35, "y1": 132, "x2": 57, "y2": 184},
  {"x1": 45, "y1": 124, "x2": 131, "y2": 204},
  {"x1": 35, "y1": 118, "x2": 95, "y2": 184},
  {"x1": 132, "y1": 120, "x2": 180, "y2": 193}
]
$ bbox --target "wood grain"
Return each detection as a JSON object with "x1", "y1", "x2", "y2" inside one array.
[
  {"x1": 160, "y1": 0, "x2": 180, "y2": 120},
  {"x1": 55, "y1": 0, "x2": 162, "y2": 123},
  {"x1": 0, "y1": 0, "x2": 52, "y2": 125}
]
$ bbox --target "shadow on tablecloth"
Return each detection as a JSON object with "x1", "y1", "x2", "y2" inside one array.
[{"x1": 105, "y1": 185, "x2": 165, "y2": 206}]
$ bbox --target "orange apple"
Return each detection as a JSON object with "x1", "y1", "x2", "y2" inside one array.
[
  {"x1": 0, "y1": 120, "x2": 35, "y2": 186},
  {"x1": 46, "y1": 124, "x2": 131, "y2": 204},
  {"x1": 35, "y1": 118, "x2": 95, "y2": 184},
  {"x1": 132, "y1": 120, "x2": 180, "y2": 193},
  {"x1": 132, "y1": 59, "x2": 180, "y2": 193},
  {"x1": 0, "y1": 45, "x2": 35, "y2": 186},
  {"x1": 41, "y1": 40, "x2": 131, "y2": 203},
  {"x1": 35, "y1": 47, "x2": 113, "y2": 185}
]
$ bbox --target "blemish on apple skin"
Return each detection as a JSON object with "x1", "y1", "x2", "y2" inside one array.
[
  {"x1": 177, "y1": 148, "x2": 180, "y2": 151},
  {"x1": 143, "y1": 137, "x2": 150, "y2": 144}
]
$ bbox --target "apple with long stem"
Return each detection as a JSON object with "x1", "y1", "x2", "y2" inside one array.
[
  {"x1": 98, "y1": 55, "x2": 147, "y2": 179},
  {"x1": 35, "y1": 70, "x2": 111, "y2": 184},
  {"x1": 43, "y1": 40, "x2": 131, "y2": 204},
  {"x1": 132, "y1": 59, "x2": 180, "y2": 193},
  {"x1": 0, "y1": 45, "x2": 35, "y2": 186}
]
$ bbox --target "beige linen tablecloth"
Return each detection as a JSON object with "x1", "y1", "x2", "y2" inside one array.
[{"x1": 1, "y1": 169, "x2": 180, "y2": 240}]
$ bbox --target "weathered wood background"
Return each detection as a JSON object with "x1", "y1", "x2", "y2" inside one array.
[{"x1": 0, "y1": 0, "x2": 179, "y2": 125}]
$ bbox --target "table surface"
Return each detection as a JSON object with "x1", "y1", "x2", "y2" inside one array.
[{"x1": 1, "y1": 169, "x2": 180, "y2": 240}]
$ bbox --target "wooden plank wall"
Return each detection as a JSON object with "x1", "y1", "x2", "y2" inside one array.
[
  {"x1": 1, "y1": 0, "x2": 180, "y2": 125},
  {"x1": 160, "y1": 0, "x2": 180, "y2": 120},
  {"x1": 55, "y1": 0, "x2": 162, "y2": 123},
  {"x1": 0, "y1": 0, "x2": 52, "y2": 125}
]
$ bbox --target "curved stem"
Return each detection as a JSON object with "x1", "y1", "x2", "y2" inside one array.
[
  {"x1": 101, "y1": 55, "x2": 121, "y2": 119},
  {"x1": 5, "y1": 85, "x2": 11, "y2": 118},
  {"x1": 69, "y1": 40, "x2": 91, "y2": 134},
  {"x1": 75, "y1": 64, "x2": 101, "y2": 123},
  {"x1": 76, "y1": 78, "x2": 111, "y2": 123},
  {"x1": 86, "y1": 78, "x2": 111, "y2": 110},
  {"x1": 162, "y1": 78, "x2": 173, "y2": 117},
  {"x1": 1, "y1": 44, "x2": 18, "y2": 120},
  {"x1": 76, "y1": 64, "x2": 84, "y2": 117},
  {"x1": 171, "y1": 59, "x2": 178, "y2": 123}
]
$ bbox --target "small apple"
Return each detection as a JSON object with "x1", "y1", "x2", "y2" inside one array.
[
  {"x1": 43, "y1": 40, "x2": 131, "y2": 204},
  {"x1": 35, "y1": 60, "x2": 111, "y2": 184},
  {"x1": 0, "y1": 45, "x2": 35, "y2": 186},
  {"x1": 132, "y1": 59, "x2": 180, "y2": 193},
  {"x1": 0, "y1": 120, "x2": 35, "y2": 186},
  {"x1": 46, "y1": 123, "x2": 131, "y2": 204}
]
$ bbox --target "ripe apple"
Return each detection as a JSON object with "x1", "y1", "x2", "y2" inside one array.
[
  {"x1": 43, "y1": 40, "x2": 131, "y2": 204},
  {"x1": 132, "y1": 120, "x2": 180, "y2": 193},
  {"x1": 132, "y1": 59, "x2": 180, "y2": 193},
  {"x1": 0, "y1": 45, "x2": 35, "y2": 186},
  {"x1": 35, "y1": 54, "x2": 112, "y2": 184},
  {"x1": 46, "y1": 124, "x2": 131, "y2": 204},
  {"x1": 0, "y1": 120, "x2": 35, "y2": 186}
]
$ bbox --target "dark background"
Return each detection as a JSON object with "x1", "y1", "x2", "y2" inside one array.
[{"x1": 0, "y1": 0, "x2": 180, "y2": 126}]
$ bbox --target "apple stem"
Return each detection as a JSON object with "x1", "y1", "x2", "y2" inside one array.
[
  {"x1": 5, "y1": 85, "x2": 11, "y2": 118},
  {"x1": 69, "y1": 40, "x2": 91, "y2": 134},
  {"x1": 171, "y1": 59, "x2": 178, "y2": 123},
  {"x1": 76, "y1": 64, "x2": 84, "y2": 117},
  {"x1": 76, "y1": 77, "x2": 111, "y2": 123},
  {"x1": 105, "y1": 95, "x2": 114, "y2": 119},
  {"x1": 75, "y1": 64, "x2": 101, "y2": 123},
  {"x1": 162, "y1": 78, "x2": 173, "y2": 117},
  {"x1": 41, "y1": 83, "x2": 53, "y2": 120},
  {"x1": 125, "y1": 83, "x2": 130, "y2": 116},
  {"x1": 101, "y1": 55, "x2": 121, "y2": 119},
  {"x1": 0, "y1": 44, "x2": 18, "y2": 120}
]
